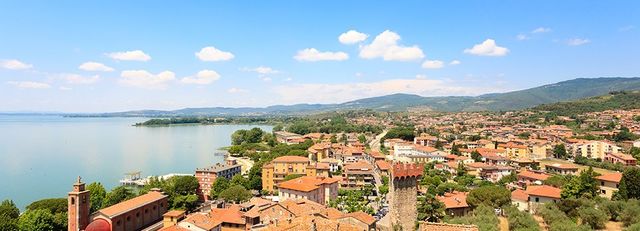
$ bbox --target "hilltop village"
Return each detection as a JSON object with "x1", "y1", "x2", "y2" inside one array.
[{"x1": 3, "y1": 108, "x2": 640, "y2": 231}]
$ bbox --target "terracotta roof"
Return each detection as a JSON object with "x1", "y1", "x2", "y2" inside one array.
[
  {"x1": 261, "y1": 214, "x2": 361, "y2": 231},
  {"x1": 420, "y1": 222, "x2": 479, "y2": 231},
  {"x1": 159, "y1": 225, "x2": 191, "y2": 231},
  {"x1": 98, "y1": 191, "x2": 167, "y2": 218},
  {"x1": 525, "y1": 185, "x2": 561, "y2": 199},
  {"x1": 85, "y1": 218, "x2": 110, "y2": 231},
  {"x1": 596, "y1": 172, "x2": 622, "y2": 183},
  {"x1": 511, "y1": 189, "x2": 529, "y2": 201},
  {"x1": 375, "y1": 160, "x2": 392, "y2": 170},
  {"x1": 181, "y1": 213, "x2": 222, "y2": 230},
  {"x1": 518, "y1": 170, "x2": 550, "y2": 181},
  {"x1": 608, "y1": 152, "x2": 637, "y2": 161},
  {"x1": 341, "y1": 211, "x2": 376, "y2": 225},
  {"x1": 344, "y1": 161, "x2": 374, "y2": 171},
  {"x1": 163, "y1": 210, "x2": 185, "y2": 218},
  {"x1": 324, "y1": 207, "x2": 344, "y2": 220},
  {"x1": 545, "y1": 163, "x2": 578, "y2": 170},
  {"x1": 437, "y1": 191, "x2": 470, "y2": 209},
  {"x1": 272, "y1": 155, "x2": 310, "y2": 163},
  {"x1": 209, "y1": 205, "x2": 245, "y2": 224},
  {"x1": 278, "y1": 176, "x2": 339, "y2": 192}
]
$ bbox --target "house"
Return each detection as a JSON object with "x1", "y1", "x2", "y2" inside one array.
[
  {"x1": 437, "y1": 191, "x2": 472, "y2": 217},
  {"x1": 307, "y1": 142, "x2": 332, "y2": 162},
  {"x1": 544, "y1": 163, "x2": 579, "y2": 175},
  {"x1": 277, "y1": 176, "x2": 339, "y2": 205},
  {"x1": 274, "y1": 131, "x2": 303, "y2": 144},
  {"x1": 604, "y1": 152, "x2": 637, "y2": 166},
  {"x1": 375, "y1": 160, "x2": 392, "y2": 177},
  {"x1": 162, "y1": 210, "x2": 186, "y2": 228},
  {"x1": 341, "y1": 161, "x2": 376, "y2": 189},
  {"x1": 511, "y1": 189, "x2": 529, "y2": 212},
  {"x1": 499, "y1": 142, "x2": 531, "y2": 159},
  {"x1": 525, "y1": 185, "x2": 561, "y2": 214},
  {"x1": 209, "y1": 205, "x2": 247, "y2": 231},
  {"x1": 195, "y1": 162, "x2": 242, "y2": 201},
  {"x1": 483, "y1": 155, "x2": 509, "y2": 166},
  {"x1": 479, "y1": 165, "x2": 515, "y2": 183},
  {"x1": 517, "y1": 170, "x2": 550, "y2": 187},
  {"x1": 169, "y1": 212, "x2": 222, "y2": 231},
  {"x1": 596, "y1": 172, "x2": 622, "y2": 199},
  {"x1": 261, "y1": 156, "x2": 311, "y2": 193},
  {"x1": 319, "y1": 158, "x2": 340, "y2": 172},
  {"x1": 569, "y1": 140, "x2": 622, "y2": 160},
  {"x1": 337, "y1": 211, "x2": 377, "y2": 231}
]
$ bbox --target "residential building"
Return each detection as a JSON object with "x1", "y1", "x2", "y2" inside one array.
[
  {"x1": 526, "y1": 185, "x2": 561, "y2": 214},
  {"x1": 261, "y1": 156, "x2": 311, "y2": 193},
  {"x1": 596, "y1": 172, "x2": 622, "y2": 199},
  {"x1": 337, "y1": 211, "x2": 377, "y2": 231},
  {"x1": 604, "y1": 152, "x2": 637, "y2": 166},
  {"x1": 544, "y1": 163, "x2": 579, "y2": 175},
  {"x1": 437, "y1": 191, "x2": 472, "y2": 217},
  {"x1": 277, "y1": 176, "x2": 339, "y2": 205},
  {"x1": 341, "y1": 161, "x2": 376, "y2": 189},
  {"x1": 517, "y1": 170, "x2": 550, "y2": 187},
  {"x1": 479, "y1": 165, "x2": 515, "y2": 183},
  {"x1": 195, "y1": 162, "x2": 242, "y2": 201},
  {"x1": 511, "y1": 189, "x2": 529, "y2": 212},
  {"x1": 273, "y1": 131, "x2": 303, "y2": 144},
  {"x1": 569, "y1": 140, "x2": 622, "y2": 159}
]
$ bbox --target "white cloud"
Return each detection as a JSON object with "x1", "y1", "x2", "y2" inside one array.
[
  {"x1": 106, "y1": 50, "x2": 151, "y2": 61},
  {"x1": 415, "y1": 74, "x2": 427, "y2": 79},
  {"x1": 421, "y1": 60, "x2": 444, "y2": 69},
  {"x1": 241, "y1": 66, "x2": 279, "y2": 74},
  {"x1": 63, "y1": 74, "x2": 100, "y2": 84},
  {"x1": 78, "y1": 62, "x2": 114, "y2": 72},
  {"x1": 260, "y1": 77, "x2": 272, "y2": 82},
  {"x1": 273, "y1": 78, "x2": 503, "y2": 104},
  {"x1": 227, "y1": 87, "x2": 248, "y2": 93},
  {"x1": 294, "y1": 48, "x2": 349, "y2": 62},
  {"x1": 359, "y1": 30, "x2": 424, "y2": 61},
  {"x1": 531, "y1": 27, "x2": 551, "y2": 33},
  {"x1": 59, "y1": 86, "x2": 72, "y2": 91},
  {"x1": 284, "y1": 77, "x2": 293, "y2": 81},
  {"x1": 1, "y1": 59, "x2": 33, "y2": 70},
  {"x1": 338, "y1": 30, "x2": 368, "y2": 44},
  {"x1": 516, "y1": 34, "x2": 529, "y2": 41},
  {"x1": 567, "y1": 38, "x2": 590, "y2": 46},
  {"x1": 449, "y1": 60, "x2": 461, "y2": 65},
  {"x1": 119, "y1": 70, "x2": 175, "y2": 89},
  {"x1": 464, "y1": 39, "x2": 509, "y2": 56},
  {"x1": 180, "y1": 70, "x2": 221, "y2": 85},
  {"x1": 195, "y1": 46, "x2": 234, "y2": 61},
  {"x1": 7, "y1": 81, "x2": 50, "y2": 89}
]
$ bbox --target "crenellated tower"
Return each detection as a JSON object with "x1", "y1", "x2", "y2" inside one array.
[{"x1": 389, "y1": 163, "x2": 423, "y2": 231}]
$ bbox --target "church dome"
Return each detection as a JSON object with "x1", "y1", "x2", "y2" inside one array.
[{"x1": 85, "y1": 218, "x2": 111, "y2": 231}]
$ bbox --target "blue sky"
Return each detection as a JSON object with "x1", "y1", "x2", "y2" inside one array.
[{"x1": 0, "y1": 1, "x2": 638, "y2": 112}]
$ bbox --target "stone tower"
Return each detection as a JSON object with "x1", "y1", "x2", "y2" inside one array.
[
  {"x1": 68, "y1": 176, "x2": 90, "y2": 231},
  {"x1": 389, "y1": 163, "x2": 423, "y2": 231}
]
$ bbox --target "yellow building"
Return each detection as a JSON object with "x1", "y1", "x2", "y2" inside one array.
[
  {"x1": 570, "y1": 140, "x2": 622, "y2": 160},
  {"x1": 596, "y1": 172, "x2": 622, "y2": 199},
  {"x1": 498, "y1": 142, "x2": 530, "y2": 159},
  {"x1": 261, "y1": 156, "x2": 311, "y2": 193}
]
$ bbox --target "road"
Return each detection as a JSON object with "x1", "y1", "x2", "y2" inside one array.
[{"x1": 369, "y1": 130, "x2": 388, "y2": 152}]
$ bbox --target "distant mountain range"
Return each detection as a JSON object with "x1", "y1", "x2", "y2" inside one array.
[
  {"x1": 71, "y1": 77, "x2": 640, "y2": 117},
  {"x1": 532, "y1": 90, "x2": 640, "y2": 116}
]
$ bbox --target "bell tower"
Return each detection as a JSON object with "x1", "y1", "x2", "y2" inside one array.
[{"x1": 68, "y1": 176, "x2": 90, "y2": 231}]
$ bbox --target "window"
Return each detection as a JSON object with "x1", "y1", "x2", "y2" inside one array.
[
  {"x1": 601, "y1": 182, "x2": 605, "y2": 186},
  {"x1": 145, "y1": 209, "x2": 148, "y2": 214},
  {"x1": 126, "y1": 216, "x2": 131, "y2": 221},
  {"x1": 136, "y1": 212, "x2": 140, "y2": 218},
  {"x1": 535, "y1": 197, "x2": 539, "y2": 202},
  {"x1": 71, "y1": 198, "x2": 75, "y2": 205}
]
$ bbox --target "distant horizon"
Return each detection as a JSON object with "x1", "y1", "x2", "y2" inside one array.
[{"x1": 1, "y1": 1, "x2": 638, "y2": 112}]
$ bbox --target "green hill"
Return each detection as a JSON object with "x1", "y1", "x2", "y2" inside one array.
[{"x1": 532, "y1": 91, "x2": 640, "y2": 115}]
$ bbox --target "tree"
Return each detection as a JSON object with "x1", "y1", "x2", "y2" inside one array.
[
  {"x1": 630, "y1": 147, "x2": 640, "y2": 160},
  {"x1": 230, "y1": 174, "x2": 249, "y2": 188},
  {"x1": 621, "y1": 200, "x2": 640, "y2": 226},
  {"x1": 466, "y1": 185, "x2": 511, "y2": 208},
  {"x1": 553, "y1": 144, "x2": 568, "y2": 159},
  {"x1": 219, "y1": 185, "x2": 252, "y2": 203},
  {"x1": 0, "y1": 200, "x2": 19, "y2": 219},
  {"x1": 561, "y1": 167, "x2": 599, "y2": 199},
  {"x1": 231, "y1": 128, "x2": 265, "y2": 145},
  {"x1": 172, "y1": 175, "x2": 199, "y2": 196},
  {"x1": 505, "y1": 206, "x2": 540, "y2": 231},
  {"x1": 0, "y1": 214, "x2": 18, "y2": 231},
  {"x1": 358, "y1": 134, "x2": 367, "y2": 144},
  {"x1": 417, "y1": 194, "x2": 445, "y2": 222},
  {"x1": 614, "y1": 127, "x2": 638, "y2": 142},
  {"x1": 18, "y1": 209, "x2": 59, "y2": 231},
  {"x1": 25, "y1": 198, "x2": 67, "y2": 214},
  {"x1": 471, "y1": 150, "x2": 482, "y2": 162},
  {"x1": 577, "y1": 206, "x2": 608, "y2": 230},
  {"x1": 272, "y1": 124, "x2": 284, "y2": 132},
  {"x1": 103, "y1": 186, "x2": 134, "y2": 208},
  {"x1": 544, "y1": 175, "x2": 570, "y2": 188},
  {"x1": 618, "y1": 167, "x2": 640, "y2": 200},
  {"x1": 330, "y1": 134, "x2": 338, "y2": 143},
  {"x1": 86, "y1": 182, "x2": 106, "y2": 213},
  {"x1": 209, "y1": 177, "x2": 230, "y2": 199},
  {"x1": 172, "y1": 194, "x2": 199, "y2": 212}
]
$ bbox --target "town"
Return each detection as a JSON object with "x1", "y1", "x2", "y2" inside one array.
[{"x1": 3, "y1": 107, "x2": 640, "y2": 231}]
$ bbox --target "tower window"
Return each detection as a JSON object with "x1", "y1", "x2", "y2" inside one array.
[{"x1": 71, "y1": 198, "x2": 75, "y2": 205}]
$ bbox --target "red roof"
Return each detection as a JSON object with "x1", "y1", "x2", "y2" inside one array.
[
  {"x1": 596, "y1": 172, "x2": 622, "y2": 183},
  {"x1": 525, "y1": 185, "x2": 561, "y2": 199},
  {"x1": 272, "y1": 156, "x2": 309, "y2": 163},
  {"x1": 341, "y1": 211, "x2": 376, "y2": 225},
  {"x1": 85, "y1": 218, "x2": 110, "y2": 231},
  {"x1": 375, "y1": 160, "x2": 392, "y2": 170},
  {"x1": 437, "y1": 191, "x2": 470, "y2": 209},
  {"x1": 98, "y1": 191, "x2": 167, "y2": 218},
  {"x1": 511, "y1": 189, "x2": 529, "y2": 201},
  {"x1": 518, "y1": 170, "x2": 550, "y2": 181},
  {"x1": 278, "y1": 176, "x2": 339, "y2": 192}
]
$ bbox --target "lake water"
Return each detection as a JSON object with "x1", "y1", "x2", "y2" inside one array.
[{"x1": 0, "y1": 115, "x2": 271, "y2": 209}]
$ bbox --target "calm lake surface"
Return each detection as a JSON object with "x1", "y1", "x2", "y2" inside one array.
[{"x1": 0, "y1": 115, "x2": 271, "y2": 209}]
